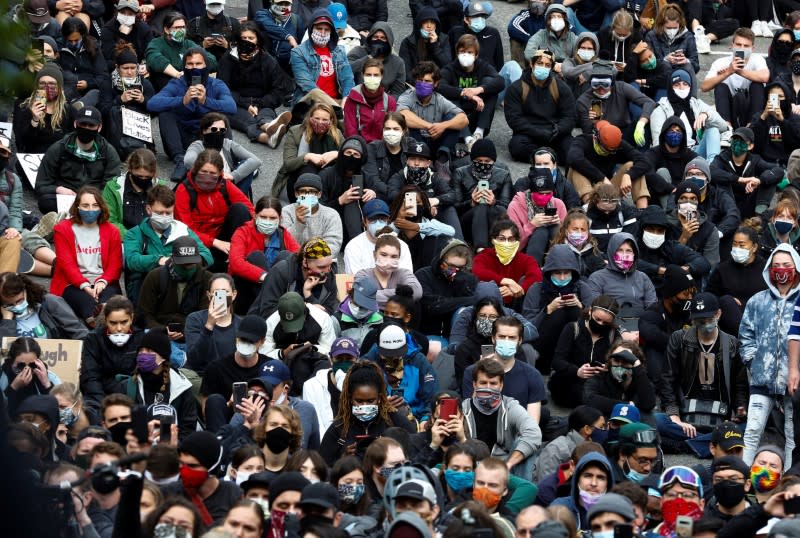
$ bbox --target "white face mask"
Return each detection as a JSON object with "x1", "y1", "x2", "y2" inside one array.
[
  {"x1": 117, "y1": 13, "x2": 135, "y2": 26},
  {"x1": 108, "y1": 333, "x2": 131, "y2": 346},
  {"x1": 673, "y1": 87, "x2": 691, "y2": 99},
  {"x1": 363, "y1": 74, "x2": 381, "y2": 91},
  {"x1": 235, "y1": 471, "x2": 252, "y2": 485},
  {"x1": 207, "y1": 4, "x2": 224, "y2": 15},
  {"x1": 731, "y1": 246, "x2": 751, "y2": 264},
  {"x1": 550, "y1": 17, "x2": 565, "y2": 32},
  {"x1": 665, "y1": 28, "x2": 679, "y2": 39},
  {"x1": 236, "y1": 340, "x2": 257, "y2": 358},
  {"x1": 642, "y1": 231, "x2": 665, "y2": 249},
  {"x1": 383, "y1": 130, "x2": 403, "y2": 146},
  {"x1": 577, "y1": 49, "x2": 595, "y2": 61},
  {"x1": 458, "y1": 53, "x2": 476, "y2": 68}
]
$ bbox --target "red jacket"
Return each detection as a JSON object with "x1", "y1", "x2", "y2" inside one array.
[
  {"x1": 472, "y1": 248, "x2": 542, "y2": 305},
  {"x1": 343, "y1": 85, "x2": 397, "y2": 143},
  {"x1": 228, "y1": 221, "x2": 300, "y2": 282},
  {"x1": 51, "y1": 219, "x2": 123, "y2": 296},
  {"x1": 174, "y1": 172, "x2": 255, "y2": 247}
]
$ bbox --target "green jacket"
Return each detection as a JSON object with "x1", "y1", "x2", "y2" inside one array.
[
  {"x1": 102, "y1": 174, "x2": 169, "y2": 236},
  {"x1": 35, "y1": 133, "x2": 121, "y2": 196},
  {"x1": 145, "y1": 36, "x2": 218, "y2": 74},
  {"x1": 0, "y1": 169, "x2": 25, "y2": 230},
  {"x1": 123, "y1": 217, "x2": 213, "y2": 296}
]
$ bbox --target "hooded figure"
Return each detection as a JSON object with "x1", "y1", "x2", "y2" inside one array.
[
  {"x1": 635, "y1": 205, "x2": 711, "y2": 287},
  {"x1": 751, "y1": 80, "x2": 800, "y2": 166},
  {"x1": 348, "y1": 22, "x2": 407, "y2": 97},
  {"x1": 562, "y1": 32, "x2": 598, "y2": 98},
  {"x1": 319, "y1": 135, "x2": 373, "y2": 213},
  {"x1": 587, "y1": 232, "x2": 657, "y2": 309},
  {"x1": 524, "y1": 4, "x2": 578, "y2": 63},
  {"x1": 740, "y1": 243, "x2": 800, "y2": 466},
  {"x1": 675, "y1": 157, "x2": 741, "y2": 241},
  {"x1": 643, "y1": 115, "x2": 699, "y2": 198},
  {"x1": 766, "y1": 30, "x2": 794, "y2": 86},
  {"x1": 416, "y1": 239, "x2": 480, "y2": 337},
  {"x1": 398, "y1": 7, "x2": 453, "y2": 84},
  {"x1": 15, "y1": 394, "x2": 62, "y2": 461},
  {"x1": 551, "y1": 452, "x2": 616, "y2": 533},
  {"x1": 289, "y1": 7, "x2": 355, "y2": 104}
]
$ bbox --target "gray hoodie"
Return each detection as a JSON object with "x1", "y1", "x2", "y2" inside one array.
[
  {"x1": 586, "y1": 232, "x2": 657, "y2": 309},
  {"x1": 348, "y1": 22, "x2": 408, "y2": 97},
  {"x1": 461, "y1": 394, "x2": 542, "y2": 460}
]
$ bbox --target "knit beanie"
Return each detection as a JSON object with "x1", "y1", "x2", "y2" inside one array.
[
  {"x1": 178, "y1": 431, "x2": 222, "y2": 471},
  {"x1": 470, "y1": 138, "x2": 497, "y2": 161},
  {"x1": 269, "y1": 472, "x2": 311, "y2": 505},
  {"x1": 139, "y1": 329, "x2": 172, "y2": 362},
  {"x1": 36, "y1": 63, "x2": 64, "y2": 87}
]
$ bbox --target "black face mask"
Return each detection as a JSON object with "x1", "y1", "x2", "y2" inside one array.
[
  {"x1": 368, "y1": 39, "x2": 391, "y2": 58},
  {"x1": 339, "y1": 154, "x2": 361, "y2": 173},
  {"x1": 129, "y1": 172, "x2": 152, "y2": 190},
  {"x1": 203, "y1": 131, "x2": 225, "y2": 150},
  {"x1": 238, "y1": 39, "x2": 257, "y2": 55},
  {"x1": 588, "y1": 317, "x2": 607, "y2": 335},
  {"x1": 774, "y1": 41, "x2": 794, "y2": 64},
  {"x1": 184, "y1": 67, "x2": 209, "y2": 86},
  {"x1": 264, "y1": 426, "x2": 292, "y2": 453},
  {"x1": 76, "y1": 126, "x2": 98, "y2": 144},
  {"x1": 713, "y1": 480, "x2": 746, "y2": 508}
]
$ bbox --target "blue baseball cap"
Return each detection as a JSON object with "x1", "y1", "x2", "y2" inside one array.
[
  {"x1": 259, "y1": 359, "x2": 291, "y2": 386},
  {"x1": 328, "y1": 2, "x2": 347, "y2": 30},
  {"x1": 610, "y1": 403, "x2": 640, "y2": 425},
  {"x1": 363, "y1": 199, "x2": 390, "y2": 219}
]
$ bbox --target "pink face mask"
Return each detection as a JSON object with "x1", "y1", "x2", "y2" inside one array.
[
  {"x1": 532, "y1": 192, "x2": 553, "y2": 207},
  {"x1": 614, "y1": 252, "x2": 635, "y2": 271},
  {"x1": 375, "y1": 255, "x2": 399, "y2": 273}
]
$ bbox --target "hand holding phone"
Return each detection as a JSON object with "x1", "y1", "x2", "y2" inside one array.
[
  {"x1": 404, "y1": 192, "x2": 417, "y2": 217},
  {"x1": 232, "y1": 382, "x2": 248, "y2": 408},
  {"x1": 213, "y1": 289, "x2": 227, "y2": 310},
  {"x1": 481, "y1": 344, "x2": 495, "y2": 358},
  {"x1": 439, "y1": 397, "x2": 458, "y2": 421}
]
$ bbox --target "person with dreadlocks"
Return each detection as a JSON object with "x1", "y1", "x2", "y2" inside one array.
[
  {"x1": 319, "y1": 361, "x2": 416, "y2": 466},
  {"x1": 115, "y1": 328, "x2": 197, "y2": 440}
]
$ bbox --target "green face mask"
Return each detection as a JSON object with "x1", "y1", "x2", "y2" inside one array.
[
  {"x1": 332, "y1": 361, "x2": 353, "y2": 374},
  {"x1": 640, "y1": 57, "x2": 657, "y2": 70},
  {"x1": 731, "y1": 139, "x2": 749, "y2": 157},
  {"x1": 172, "y1": 265, "x2": 197, "y2": 281}
]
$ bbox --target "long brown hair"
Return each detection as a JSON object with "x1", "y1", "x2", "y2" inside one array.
[
  {"x1": 552, "y1": 209, "x2": 600, "y2": 253},
  {"x1": 303, "y1": 102, "x2": 343, "y2": 145},
  {"x1": 0, "y1": 272, "x2": 47, "y2": 308}
]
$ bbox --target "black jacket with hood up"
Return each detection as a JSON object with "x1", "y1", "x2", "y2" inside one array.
[
  {"x1": 504, "y1": 68, "x2": 576, "y2": 145},
  {"x1": 399, "y1": 8, "x2": 453, "y2": 84},
  {"x1": 751, "y1": 80, "x2": 800, "y2": 165},
  {"x1": 348, "y1": 22, "x2": 408, "y2": 98},
  {"x1": 320, "y1": 135, "x2": 383, "y2": 209},
  {"x1": 15, "y1": 394, "x2": 64, "y2": 461},
  {"x1": 644, "y1": 115, "x2": 700, "y2": 185}
]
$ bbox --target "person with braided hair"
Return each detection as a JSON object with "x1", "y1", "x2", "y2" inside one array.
[{"x1": 319, "y1": 360, "x2": 416, "y2": 466}]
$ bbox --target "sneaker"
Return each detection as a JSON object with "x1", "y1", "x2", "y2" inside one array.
[
  {"x1": 267, "y1": 124, "x2": 287, "y2": 149},
  {"x1": 264, "y1": 110, "x2": 292, "y2": 138},
  {"x1": 751, "y1": 20, "x2": 762, "y2": 37},
  {"x1": 694, "y1": 26, "x2": 711, "y2": 54},
  {"x1": 760, "y1": 20, "x2": 773, "y2": 38},
  {"x1": 720, "y1": 129, "x2": 732, "y2": 148},
  {"x1": 171, "y1": 156, "x2": 187, "y2": 182},
  {"x1": 767, "y1": 20, "x2": 783, "y2": 31},
  {"x1": 32, "y1": 211, "x2": 58, "y2": 240},
  {"x1": 466, "y1": 132, "x2": 482, "y2": 153}
]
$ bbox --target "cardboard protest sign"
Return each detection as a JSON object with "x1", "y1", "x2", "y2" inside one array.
[
  {"x1": 2, "y1": 337, "x2": 83, "y2": 386},
  {"x1": 16, "y1": 153, "x2": 44, "y2": 188}
]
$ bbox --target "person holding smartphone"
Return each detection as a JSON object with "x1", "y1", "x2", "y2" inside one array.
[
  {"x1": 186, "y1": 0, "x2": 240, "y2": 62},
  {"x1": 508, "y1": 167, "x2": 567, "y2": 265}
]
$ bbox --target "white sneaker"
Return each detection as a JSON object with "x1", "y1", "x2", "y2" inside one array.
[
  {"x1": 720, "y1": 129, "x2": 732, "y2": 148},
  {"x1": 263, "y1": 110, "x2": 292, "y2": 138},
  {"x1": 267, "y1": 124, "x2": 287, "y2": 148},
  {"x1": 761, "y1": 20, "x2": 773, "y2": 38},
  {"x1": 466, "y1": 133, "x2": 482, "y2": 152},
  {"x1": 751, "y1": 20, "x2": 763, "y2": 37},
  {"x1": 767, "y1": 20, "x2": 783, "y2": 31},
  {"x1": 695, "y1": 26, "x2": 711, "y2": 54}
]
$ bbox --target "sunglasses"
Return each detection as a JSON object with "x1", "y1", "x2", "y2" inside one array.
[
  {"x1": 206, "y1": 126, "x2": 227, "y2": 133},
  {"x1": 12, "y1": 362, "x2": 36, "y2": 374}
]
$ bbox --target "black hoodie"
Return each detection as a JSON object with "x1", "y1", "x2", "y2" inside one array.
[
  {"x1": 398, "y1": 7, "x2": 453, "y2": 84},
  {"x1": 319, "y1": 135, "x2": 377, "y2": 210},
  {"x1": 15, "y1": 394, "x2": 62, "y2": 461},
  {"x1": 751, "y1": 80, "x2": 800, "y2": 165},
  {"x1": 766, "y1": 30, "x2": 794, "y2": 87},
  {"x1": 643, "y1": 115, "x2": 700, "y2": 185}
]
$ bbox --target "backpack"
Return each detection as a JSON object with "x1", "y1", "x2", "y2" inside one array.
[
  {"x1": 282, "y1": 343, "x2": 330, "y2": 396},
  {"x1": 182, "y1": 177, "x2": 231, "y2": 211}
]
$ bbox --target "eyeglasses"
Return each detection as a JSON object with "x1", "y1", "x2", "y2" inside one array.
[
  {"x1": 659, "y1": 466, "x2": 702, "y2": 495},
  {"x1": 597, "y1": 198, "x2": 621, "y2": 205},
  {"x1": 206, "y1": 126, "x2": 227, "y2": 133},
  {"x1": 494, "y1": 236, "x2": 516, "y2": 243},
  {"x1": 37, "y1": 82, "x2": 58, "y2": 89},
  {"x1": 631, "y1": 455, "x2": 657, "y2": 467},
  {"x1": 662, "y1": 490, "x2": 700, "y2": 501},
  {"x1": 477, "y1": 314, "x2": 499, "y2": 321},
  {"x1": 297, "y1": 189, "x2": 320, "y2": 196}
]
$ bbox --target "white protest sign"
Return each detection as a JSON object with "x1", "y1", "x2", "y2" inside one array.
[
  {"x1": 16, "y1": 153, "x2": 43, "y2": 188},
  {"x1": 2, "y1": 337, "x2": 83, "y2": 386},
  {"x1": 121, "y1": 107, "x2": 153, "y2": 143},
  {"x1": 0, "y1": 122, "x2": 11, "y2": 140},
  {"x1": 56, "y1": 193, "x2": 76, "y2": 214}
]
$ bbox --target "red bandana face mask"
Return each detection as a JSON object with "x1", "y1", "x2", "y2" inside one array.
[
  {"x1": 179, "y1": 464, "x2": 208, "y2": 489},
  {"x1": 659, "y1": 498, "x2": 703, "y2": 535}
]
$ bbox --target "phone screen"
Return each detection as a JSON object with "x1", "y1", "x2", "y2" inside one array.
[
  {"x1": 191, "y1": 75, "x2": 201, "y2": 86},
  {"x1": 159, "y1": 415, "x2": 175, "y2": 442},
  {"x1": 131, "y1": 405, "x2": 149, "y2": 444},
  {"x1": 613, "y1": 524, "x2": 633, "y2": 538},
  {"x1": 481, "y1": 344, "x2": 495, "y2": 358},
  {"x1": 545, "y1": 206, "x2": 557, "y2": 217},
  {"x1": 232, "y1": 382, "x2": 248, "y2": 408}
]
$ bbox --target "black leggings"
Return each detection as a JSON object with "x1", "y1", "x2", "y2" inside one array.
[
  {"x1": 62, "y1": 282, "x2": 122, "y2": 319},
  {"x1": 209, "y1": 203, "x2": 253, "y2": 272}
]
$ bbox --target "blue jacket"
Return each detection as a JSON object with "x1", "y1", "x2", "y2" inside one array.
[
  {"x1": 147, "y1": 77, "x2": 237, "y2": 132},
  {"x1": 551, "y1": 452, "x2": 616, "y2": 533},
  {"x1": 364, "y1": 345, "x2": 439, "y2": 422},
  {"x1": 507, "y1": 8, "x2": 546, "y2": 45},
  {"x1": 289, "y1": 8, "x2": 355, "y2": 105},
  {"x1": 740, "y1": 243, "x2": 800, "y2": 396},
  {"x1": 254, "y1": 11, "x2": 305, "y2": 68}
]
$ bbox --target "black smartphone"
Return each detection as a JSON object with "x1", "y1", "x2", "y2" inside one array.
[
  {"x1": 232, "y1": 382, "x2": 248, "y2": 408},
  {"x1": 590, "y1": 360, "x2": 606, "y2": 368},
  {"x1": 560, "y1": 293, "x2": 575, "y2": 301},
  {"x1": 128, "y1": 84, "x2": 143, "y2": 93},
  {"x1": 131, "y1": 405, "x2": 149, "y2": 444},
  {"x1": 785, "y1": 496, "x2": 800, "y2": 514},
  {"x1": 167, "y1": 322, "x2": 184, "y2": 333},
  {"x1": 351, "y1": 174, "x2": 363, "y2": 196},
  {"x1": 191, "y1": 75, "x2": 201, "y2": 86},
  {"x1": 614, "y1": 524, "x2": 634, "y2": 538},
  {"x1": 481, "y1": 344, "x2": 495, "y2": 358},
  {"x1": 545, "y1": 206, "x2": 557, "y2": 217},
  {"x1": 734, "y1": 50, "x2": 745, "y2": 61},
  {"x1": 355, "y1": 434, "x2": 376, "y2": 449},
  {"x1": 159, "y1": 415, "x2": 174, "y2": 442}
]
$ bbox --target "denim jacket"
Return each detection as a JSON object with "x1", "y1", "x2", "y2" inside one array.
[{"x1": 290, "y1": 39, "x2": 355, "y2": 105}]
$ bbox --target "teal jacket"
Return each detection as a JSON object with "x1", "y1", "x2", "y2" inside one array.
[
  {"x1": 102, "y1": 174, "x2": 169, "y2": 236},
  {"x1": 123, "y1": 218, "x2": 213, "y2": 295},
  {"x1": 145, "y1": 36, "x2": 218, "y2": 75},
  {"x1": 0, "y1": 169, "x2": 25, "y2": 230}
]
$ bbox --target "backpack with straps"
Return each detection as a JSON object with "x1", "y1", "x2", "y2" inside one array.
[{"x1": 182, "y1": 178, "x2": 231, "y2": 211}]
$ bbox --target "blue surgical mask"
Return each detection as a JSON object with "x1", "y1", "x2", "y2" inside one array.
[
  {"x1": 444, "y1": 469, "x2": 475, "y2": 492},
  {"x1": 5, "y1": 300, "x2": 28, "y2": 316},
  {"x1": 368, "y1": 220, "x2": 387, "y2": 237},
  {"x1": 625, "y1": 458, "x2": 649, "y2": 483},
  {"x1": 551, "y1": 274, "x2": 571, "y2": 287},
  {"x1": 469, "y1": 17, "x2": 486, "y2": 33},
  {"x1": 79, "y1": 209, "x2": 101, "y2": 224},
  {"x1": 494, "y1": 339, "x2": 517, "y2": 358},
  {"x1": 533, "y1": 66, "x2": 551, "y2": 81},
  {"x1": 255, "y1": 217, "x2": 279, "y2": 235},
  {"x1": 420, "y1": 28, "x2": 430, "y2": 39},
  {"x1": 593, "y1": 532, "x2": 614, "y2": 538},
  {"x1": 67, "y1": 40, "x2": 82, "y2": 51},
  {"x1": 795, "y1": 30, "x2": 800, "y2": 41}
]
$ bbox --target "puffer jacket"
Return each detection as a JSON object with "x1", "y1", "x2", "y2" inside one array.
[
  {"x1": 585, "y1": 204, "x2": 640, "y2": 255},
  {"x1": 289, "y1": 8, "x2": 355, "y2": 104},
  {"x1": 645, "y1": 26, "x2": 700, "y2": 73},
  {"x1": 650, "y1": 102, "x2": 728, "y2": 151},
  {"x1": 452, "y1": 162, "x2": 513, "y2": 212},
  {"x1": 739, "y1": 243, "x2": 800, "y2": 396},
  {"x1": 635, "y1": 206, "x2": 711, "y2": 283},
  {"x1": 398, "y1": 7, "x2": 453, "y2": 83},
  {"x1": 586, "y1": 232, "x2": 657, "y2": 309},
  {"x1": 523, "y1": 4, "x2": 578, "y2": 62}
]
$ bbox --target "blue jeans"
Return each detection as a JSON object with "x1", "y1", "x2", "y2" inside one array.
[
  {"x1": 656, "y1": 412, "x2": 747, "y2": 458},
  {"x1": 565, "y1": 7, "x2": 614, "y2": 35},
  {"x1": 628, "y1": 83, "x2": 667, "y2": 124},
  {"x1": 744, "y1": 393, "x2": 794, "y2": 469},
  {"x1": 695, "y1": 127, "x2": 721, "y2": 164},
  {"x1": 499, "y1": 60, "x2": 523, "y2": 105}
]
